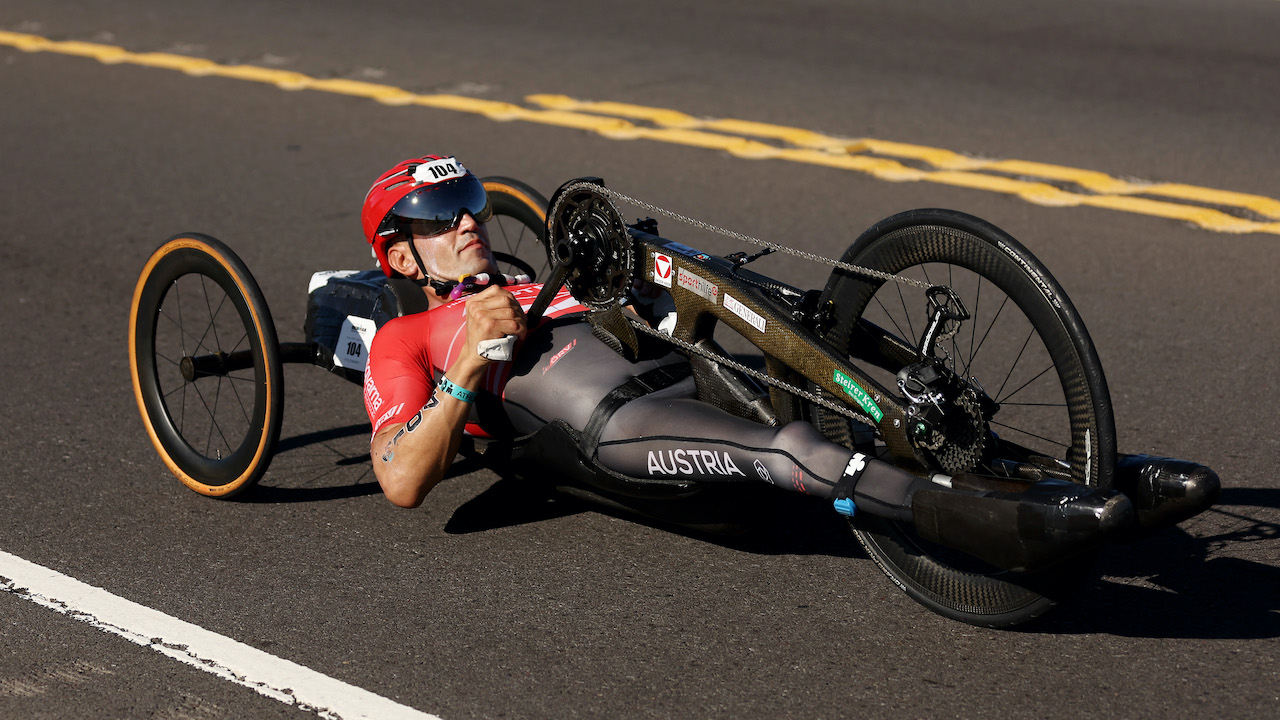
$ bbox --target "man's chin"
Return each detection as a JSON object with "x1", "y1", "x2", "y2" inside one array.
[{"x1": 471, "y1": 250, "x2": 499, "y2": 276}]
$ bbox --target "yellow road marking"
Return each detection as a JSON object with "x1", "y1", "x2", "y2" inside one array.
[
  {"x1": 531, "y1": 95, "x2": 1280, "y2": 228},
  {"x1": 4, "y1": 30, "x2": 1278, "y2": 236}
]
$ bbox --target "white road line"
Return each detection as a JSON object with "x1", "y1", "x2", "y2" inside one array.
[{"x1": 0, "y1": 549, "x2": 440, "y2": 720}]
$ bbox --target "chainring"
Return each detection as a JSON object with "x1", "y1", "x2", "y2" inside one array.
[{"x1": 546, "y1": 181, "x2": 634, "y2": 311}]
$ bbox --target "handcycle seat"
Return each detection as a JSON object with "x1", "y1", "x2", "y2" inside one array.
[{"x1": 303, "y1": 269, "x2": 429, "y2": 385}]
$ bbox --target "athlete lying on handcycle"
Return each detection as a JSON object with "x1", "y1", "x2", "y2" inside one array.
[
  {"x1": 355, "y1": 152, "x2": 1221, "y2": 626},
  {"x1": 361, "y1": 154, "x2": 887, "y2": 515},
  {"x1": 131, "y1": 151, "x2": 1220, "y2": 628}
]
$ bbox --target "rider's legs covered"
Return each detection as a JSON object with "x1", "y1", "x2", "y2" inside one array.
[
  {"x1": 507, "y1": 324, "x2": 1133, "y2": 572},
  {"x1": 596, "y1": 394, "x2": 917, "y2": 521},
  {"x1": 503, "y1": 321, "x2": 924, "y2": 521}
]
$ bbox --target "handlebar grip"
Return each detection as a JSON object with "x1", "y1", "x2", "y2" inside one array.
[{"x1": 477, "y1": 334, "x2": 517, "y2": 362}]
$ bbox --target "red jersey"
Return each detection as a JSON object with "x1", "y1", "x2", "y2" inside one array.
[{"x1": 363, "y1": 283, "x2": 586, "y2": 437}]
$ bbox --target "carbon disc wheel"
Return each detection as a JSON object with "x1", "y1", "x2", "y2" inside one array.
[
  {"x1": 815, "y1": 209, "x2": 1115, "y2": 627},
  {"x1": 129, "y1": 234, "x2": 283, "y2": 498}
]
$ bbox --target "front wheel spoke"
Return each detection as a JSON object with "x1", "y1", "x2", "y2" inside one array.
[
  {"x1": 228, "y1": 328, "x2": 250, "y2": 356},
  {"x1": 201, "y1": 275, "x2": 225, "y2": 351},
  {"x1": 189, "y1": 378, "x2": 232, "y2": 458},
  {"x1": 205, "y1": 378, "x2": 228, "y2": 456},
  {"x1": 159, "y1": 381, "x2": 189, "y2": 434},
  {"x1": 996, "y1": 401, "x2": 1066, "y2": 408},
  {"x1": 199, "y1": 378, "x2": 217, "y2": 455},
  {"x1": 189, "y1": 308, "x2": 220, "y2": 358},
  {"x1": 873, "y1": 294, "x2": 913, "y2": 345},
  {"x1": 159, "y1": 307, "x2": 214, "y2": 353},
  {"x1": 997, "y1": 362, "x2": 1054, "y2": 405},
  {"x1": 969, "y1": 294, "x2": 1010, "y2": 365},
  {"x1": 988, "y1": 418, "x2": 1069, "y2": 448},
  {"x1": 188, "y1": 279, "x2": 233, "y2": 356},
  {"x1": 994, "y1": 327, "x2": 1036, "y2": 400},
  {"x1": 173, "y1": 279, "x2": 186, "y2": 357},
  {"x1": 224, "y1": 369, "x2": 253, "y2": 426},
  {"x1": 508, "y1": 224, "x2": 527, "y2": 257}
]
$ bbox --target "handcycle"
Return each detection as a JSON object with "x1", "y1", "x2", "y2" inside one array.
[{"x1": 129, "y1": 175, "x2": 1220, "y2": 627}]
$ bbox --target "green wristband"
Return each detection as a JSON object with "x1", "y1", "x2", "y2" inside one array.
[{"x1": 437, "y1": 376, "x2": 476, "y2": 404}]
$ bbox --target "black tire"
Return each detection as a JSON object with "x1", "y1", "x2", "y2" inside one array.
[
  {"x1": 815, "y1": 209, "x2": 1115, "y2": 627},
  {"x1": 129, "y1": 234, "x2": 283, "y2": 498},
  {"x1": 482, "y1": 177, "x2": 551, "y2": 282}
]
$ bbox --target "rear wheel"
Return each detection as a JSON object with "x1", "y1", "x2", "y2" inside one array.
[
  {"x1": 815, "y1": 209, "x2": 1115, "y2": 626},
  {"x1": 129, "y1": 234, "x2": 283, "y2": 498},
  {"x1": 483, "y1": 176, "x2": 551, "y2": 281}
]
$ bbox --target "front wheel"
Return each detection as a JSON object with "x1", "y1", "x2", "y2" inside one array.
[
  {"x1": 129, "y1": 234, "x2": 283, "y2": 498},
  {"x1": 482, "y1": 176, "x2": 551, "y2": 282},
  {"x1": 814, "y1": 209, "x2": 1115, "y2": 627}
]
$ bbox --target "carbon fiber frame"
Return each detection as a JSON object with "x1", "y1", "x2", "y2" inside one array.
[{"x1": 628, "y1": 227, "x2": 922, "y2": 469}]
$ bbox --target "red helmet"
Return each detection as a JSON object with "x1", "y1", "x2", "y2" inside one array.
[{"x1": 361, "y1": 155, "x2": 492, "y2": 276}]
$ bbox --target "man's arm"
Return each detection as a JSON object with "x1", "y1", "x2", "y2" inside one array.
[{"x1": 369, "y1": 286, "x2": 526, "y2": 508}]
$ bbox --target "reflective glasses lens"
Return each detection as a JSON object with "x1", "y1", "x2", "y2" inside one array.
[{"x1": 393, "y1": 176, "x2": 491, "y2": 238}]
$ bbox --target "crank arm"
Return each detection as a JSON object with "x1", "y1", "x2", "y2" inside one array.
[{"x1": 526, "y1": 261, "x2": 571, "y2": 328}]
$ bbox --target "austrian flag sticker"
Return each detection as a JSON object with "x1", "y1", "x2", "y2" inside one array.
[{"x1": 653, "y1": 252, "x2": 673, "y2": 288}]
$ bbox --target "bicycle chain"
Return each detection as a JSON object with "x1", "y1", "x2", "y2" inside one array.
[
  {"x1": 601, "y1": 187, "x2": 933, "y2": 290},
  {"x1": 627, "y1": 317, "x2": 869, "y2": 424},
  {"x1": 565, "y1": 185, "x2": 989, "y2": 465},
  {"x1": 549, "y1": 182, "x2": 916, "y2": 427}
]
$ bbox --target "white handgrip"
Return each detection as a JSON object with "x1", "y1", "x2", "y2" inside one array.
[{"x1": 477, "y1": 334, "x2": 518, "y2": 361}]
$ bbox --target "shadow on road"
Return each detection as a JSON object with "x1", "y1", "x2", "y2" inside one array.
[
  {"x1": 1037, "y1": 487, "x2": 1280, "y2": 639},
  {"x1": 444, "y1": 473, "x2": 863, "y2": 559},
  {"x1": 244, "y1": 423, "x2": 382, "y2": 503},
  {"x1": 273, "y1": 423, "x2": 370, "y2": 454},
  {"x1": 446, "y1": 476, "x2": 1277, "y2": 636},
  {"x1": 254, "y1": 424, "x2": 1277, "y2": 637},
  {"x1": 244, "y1": 480, "x2": 383, "y2": 503}
]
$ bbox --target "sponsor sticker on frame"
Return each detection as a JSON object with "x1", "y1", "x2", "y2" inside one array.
[
  {"x1": 677, "y1": 266, "x2": 719, "y2": 303},
  {"x1": 724, "y1": 292, "x2": 767, "y2": 332},
  {"x1": 833, "y1": 369, "x2": 884, "y2": 423},
  {"x1": 653, "y1": 252, "x2": 673, "y2": 288}
]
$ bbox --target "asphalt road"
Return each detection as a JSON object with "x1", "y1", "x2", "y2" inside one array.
[{"x1": 2, "y1": 1, "x2": 1278, "y2": 718}]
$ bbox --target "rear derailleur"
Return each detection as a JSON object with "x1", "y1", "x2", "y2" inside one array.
[{"x1": 897, "y1": 286, "x2": 999, "y2": 474}]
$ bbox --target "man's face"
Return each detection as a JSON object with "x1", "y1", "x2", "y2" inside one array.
[{"x1": 407, "y1": 212, "x2": 497, "y2": 283}]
